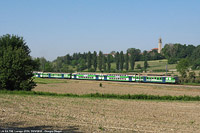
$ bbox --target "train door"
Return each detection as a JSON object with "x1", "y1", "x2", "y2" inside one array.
[
  {"x1": 96, "y1": 75, "x2": 99, "y2": 80},
  {"x1": 143, "y1": 77, "x2": 146, "y2": 82},
  {"x1": 162, "y1": 77, "x2": 166, "y2": 83},
  {"x1": 129, "y1": 76, "x2": 132, "y2": 82},
  {"x1": 104, "y1": 76, "x2": 107, "y2": 80}
]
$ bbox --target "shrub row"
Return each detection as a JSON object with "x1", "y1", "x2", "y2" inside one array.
[
  {"x1": 179, "y1": 77, "x2": 200, "y2": 84},
  {"x1": 1, "y1": 90, "x2": 200, "y2": 101}
]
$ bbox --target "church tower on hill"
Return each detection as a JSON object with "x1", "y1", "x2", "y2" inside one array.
[{"x1": 158, "y1": 38, "x2": 162, "y2": 53}]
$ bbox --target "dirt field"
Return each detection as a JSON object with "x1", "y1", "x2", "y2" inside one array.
[
  {"x1": 1, "y1": 80, "x2": 200, "y2": 132},
  {"x1": 34, "y1": 79, "x2": 200, "y2": 96},
  {"x1": 1, "y1": 94, "x2": 200, "y2": 132}
]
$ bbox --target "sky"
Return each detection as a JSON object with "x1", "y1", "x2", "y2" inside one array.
[{"x1": 0, "y1": 0, "x2": 200, "y2": 61}]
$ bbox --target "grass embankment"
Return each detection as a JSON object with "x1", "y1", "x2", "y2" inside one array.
[
  {"x1": 181, "y1": 82, "x2": 200, "y2": 86},
  {"x1": 1, "y1": 90, "x2": 200, "y2": 101},
  {"x1": 34, "y1": 77, "x2": 67, "y2": 84}
]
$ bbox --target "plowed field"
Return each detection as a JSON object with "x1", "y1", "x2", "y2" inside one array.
[{"x1": 1, "y1": 79, "x2": 200, "y2": 132}]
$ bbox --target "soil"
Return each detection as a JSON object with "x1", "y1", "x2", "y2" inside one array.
[
  {"x1": 1, "y1": 94, "x2": 200, "y2": 132},
  {"x1": 1, "y1": 80, "x2": 200, "y2": 132}
]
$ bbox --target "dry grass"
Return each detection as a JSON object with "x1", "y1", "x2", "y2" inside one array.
[{"x1": 34, "y1": 79, "x2": 200, "y2": 96}]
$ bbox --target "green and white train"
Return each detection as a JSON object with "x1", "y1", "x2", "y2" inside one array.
[{"x1": 33, "y1": 72, "x2": 178, "y2": 84}]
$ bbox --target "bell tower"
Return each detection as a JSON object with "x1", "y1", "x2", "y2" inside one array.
[{"x1": 158, "y1": 38, "x2": 162, "y2": 53}]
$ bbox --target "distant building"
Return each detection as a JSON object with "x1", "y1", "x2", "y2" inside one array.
[
  {"x1": 151, "y1": 48, "x2": 158, "y2": 51},
  {"x1": 148, "y1": 48, "x2": 158, "y2": 53},
  {"x1": 158, "y1": 38, "x2": 162, "y2": 53}
]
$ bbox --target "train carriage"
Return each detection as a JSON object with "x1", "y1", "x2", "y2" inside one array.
[
  {"x1": 103, "y1": 73, "x2": 130, "y2": 82},
  {"x1": 33, "y1": 72, "x2": 178, "y2": 84},
  {"x1": 33, "y1": 71, "x2": 71, "y2": 79},
  {"x1": 72, "y1": 72, "x2": 100, "y2": 80}
]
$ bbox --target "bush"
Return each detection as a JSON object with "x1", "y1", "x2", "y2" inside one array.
[
  {"x1": 136, "y1": 64, "x2": 142, "y2": 69},
  {"x1": 168, "y1": 58, "x2": 178, "y2": 64},
  {"x1": 195, "y1": 78, "x2": 200, "y2": 83},
  {"x1": 88, "y1": 68, "x2": 95, "y2": 72},
  {"x1": 99, "y1": 83, "x2": 102, "y2": 87},
  {"x1": 152, "y1": 69, "x2": 168, "y2": 72}
]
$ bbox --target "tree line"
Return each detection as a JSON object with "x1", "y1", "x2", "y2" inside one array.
[
  {"x1": 34, "y1": 43, "x2": 200, "y2": 74},
  {"x1": 34, "y1": 48, "x2": 161, "y2": 73}
]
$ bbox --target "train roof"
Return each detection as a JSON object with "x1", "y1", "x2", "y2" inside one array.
[{"x1": 34, "y1": 71, "x2": 177, "y2": 77}]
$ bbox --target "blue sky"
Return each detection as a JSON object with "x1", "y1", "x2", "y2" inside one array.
[{"x1": 0, "y1": 0, "x2": 200, "y2": 61}]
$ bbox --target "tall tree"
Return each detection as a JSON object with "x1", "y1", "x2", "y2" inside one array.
[
  {"x1": 125, "y1": 52, "x2": 129, "y2": 71},
  {"x1": 65, "y1": 54, "x2": 71, "y2": 65},
  {"x1": 0, "y1": 34, "x2": 38, "y2": 91},
  {"x1": 87, "y1": 51, "x2": 92, "y2": 70},
  {"x1": 119, "y1": 51, "x2": 124, "y2": 71},
  {"x1": 54, "y1": 57, "x2": 63, "y2": 72},
  {"x1": 115, "y1": 52, "x2": 120, "y2": 70},
  {"x1": 93, "y1": 51, "x2": 97, "y2": 71},
  {"x1": 39, "y1": 57, "x2": 47, "y2": 71},
  {"x1": 144, "y1": 59, "x2": 148, "y2": 72},
  {"x1": 79, "y1": 58, "x2": 86, "y2": 71},
  {"x1": 130, "y1": 51, "x2": 135, "y2": 70},
  {"x1": 98, "y1": 51, "x2": 103, "y2": 72},
  {"x1": 191, "y1": 45, "x2": 200, "y2": 62},
  {"x1": 107, "y1": 54, "x2": 112, "y2": 72},
  {"x1": 103, "y1": 55, "x2": 107, "y2": 72},
  {"x1": 176, "y1": 58, "x2": 189, "y2": 78},
  {"x1": 127, "y1": 48, "x2": 141, "y2": 61}
]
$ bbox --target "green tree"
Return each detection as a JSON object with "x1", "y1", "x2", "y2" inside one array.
[
  {"x1": 125, "y1": 52, "x2": 129, "y2": 71},
  {"x1": 127, "y1": 48, "x2": 141, "y2": 61},
  {"x1": 144, "y1": 59, "x2": 148, "y2": 72},
  {"x1": 53, "y1": 56, "x2": 63, "y2": 72},
  {"x1": 191, "y1": 45, "x2": 200, "y2": 62},
  {"x1": 103, "y1": 55, "x2": 107, "y2": 72},
  {"x1": 45, "y1": 61, "x2": 54, "y2": 72},
  {"x1": 107, "y1": 54, "x2": 112, "y2": 72},
  {"x1": 136, "y1": 64, "x2": 142, "y2": 69},
  {"x1": 87, "y1": 51, "x2": 92, "y2": 70},
  {"x1": 115, "y1": 52, "x2": 120, "y2": 70},
  {"x1": 130, "y1": 51, "x2": 135, "y2": 70},
  {"x1": 192, "y1": 58, "x2": 200, "y2": 70},
  {"x1": 62, "y1": 54, "x2": 71, "y2": 65},
  {"x1": 142, "y1": 50, "x2": 148, "y2": 61},
  {"x1": 98, "y1": 51, "x2": 103, "y2": 72},
  {"x1": 79, "y1": 58, "x2": 86, "y2": 71},
  {"x1": 119, "y1": 51, "x2": 124, "y2": 71},
  {"x1": 35, "y1": 57, "x2": 53, "y2": 72},
  {"x1": 93, "y1": 51, "x2": 97, "y2": 71},
  {"x1": 176, "y1": 58, "x2": 190, "y2": 78},
  {"x1": 0, "y1": 34, "x2": 38, "y2": 91}
]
